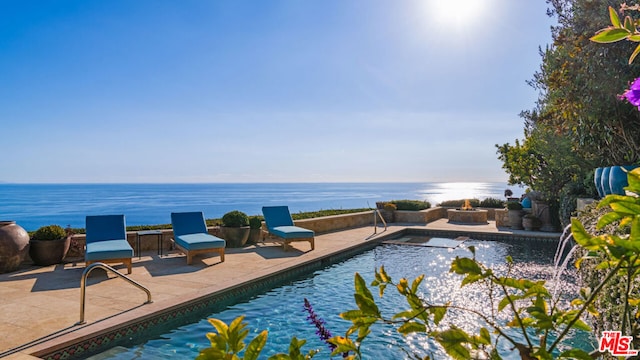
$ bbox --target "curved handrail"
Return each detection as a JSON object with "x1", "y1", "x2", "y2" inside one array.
[
  {"x1": 373, "y1": 209, "x2": 387, "y2": 234},
  {"x1": 77, "y1": 262, "x2": 152, "y2": 325}
]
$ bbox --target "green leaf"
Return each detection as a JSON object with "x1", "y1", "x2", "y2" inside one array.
[
  {"x1": 609, "y1": 201, "x2": 640, "y2": 215},
  {"x1": 378, "y1": 283, "x2": 387, "y2": 298},
  {"x1": 398, "y1": 321, "x2": 427, "y2": 335},
  {"x1": 354, "y1": 293, "x2": 380, "y2": 316},
  {"x1": 632, "y1": 217, "x2": 640, "y2": 243},
  {"x1": 460, "y1": 273, "x2": 483, "y2": 287},
  {"x1": 450, "y1": 257, "x2": 482, "y2": 275},
  {"x1": 354, "y1": 273, "x2": 374, "y2": 301},
  {"x1": 609, "y1": 6, "x2": 622, "y2": 28},
  {"x1": 625, "y1": 16, "x2": 636, "y2": 32},
  {"x1": 433, "y1": 328, "x2": 471, "y2": 360},
  {"x1": 328, "y1": 336, "x2": 358, "y2": 355},
  {"x1": 478, "y1": 327, "x2": 491, "y2": 345},
  {"x1": 628, "y1": 168, "x2": 640, "y2": 191},
  {"x1": 498, "y1": 294, "x2": 521, "y2": 311},
  {"x1": 596, "y1": 211, "x2": 623, "y2": 229},
  {"x1": 196, "y1": 347, "x2": 226, "y2": 360},
  {"x1": 432, "y1": 305, "x2": 447, "y2": 325},
  {"x1": 590, "y1": 28, "x2": 631, "y2": 43},
  {"x1": 411, "y1": 274, "x2": 424, "y2": 293},
  {"x1": 571, "y1": 219, "x2": 591, "y2": 244},
  {"x1": 267, "y1": 355, "x2": 289, "y2": 360},
  {"x1": 244, "y1": 331, "x2": 268, "y2": 360},
  {"x1": 468, "y1": 245, "x2": 476, "y2": 256},
  {"x1": 378, "y1": 265, "x2": 390, "y2": 283},
  {"x1": 287, "y1": 337, "x2": 306, "y2": 359},
  {"x1": 340, "y1": 309, "x2": 363, "y2": 320},
  {"x1": 558, "y1": 348, "x2": 594, "y2": 360},
  {"x1": 571, "y1": 319, "x2": 592, "y2": 332}
]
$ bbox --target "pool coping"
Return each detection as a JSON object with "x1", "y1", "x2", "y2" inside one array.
[{"x1": 5, "y1": 223, "x2": 561, "y2": 359}]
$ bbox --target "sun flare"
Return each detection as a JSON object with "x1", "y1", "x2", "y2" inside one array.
[{"x1": 426, "y1": 0, "x2": 494, "y2": 29}]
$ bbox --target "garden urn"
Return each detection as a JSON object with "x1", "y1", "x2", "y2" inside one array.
[{"x1": 0, "y1": 221, "x2": 29, "y2": 273}]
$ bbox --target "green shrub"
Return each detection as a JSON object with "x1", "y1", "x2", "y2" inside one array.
[
  {"x1": 221, "y1": 210, "x2": 249, "y2": 227},
  {"x1": 479, "y1": 197, "x2": 505, "y2": 208},
  {"x1": 31, "y1": 225, "x2": 67, "y2": 241},
  {"x1": 438, "y1": 199, "x2": 480, "y2": 207},
  {"x1": 506, "y1": 201, "x2": 523, "y2": 210},
  {"x1": 248, "y1": 216, "x2": 263, "y2": 229},
  {"x1": 291, "y1": 208, "x2": 371, "y2": 220},
  {"x1": 389, "y1": 199, "x2": 431, "y2": 211}
]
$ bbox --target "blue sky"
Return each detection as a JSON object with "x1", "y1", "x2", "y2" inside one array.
[{"x1": 1, "y1": 0, "x2": 555, "y2": 183}]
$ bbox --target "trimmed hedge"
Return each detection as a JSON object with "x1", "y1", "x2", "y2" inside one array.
[
  {"x1": 438, "y1": 199, "x2": 481, "y2": 208},
  {"x1": 389, "y1": 199, "x2": 431, "y2": 211},
  {"x1": 479, "y1": 197, "x2": 506, "y2": 208}
]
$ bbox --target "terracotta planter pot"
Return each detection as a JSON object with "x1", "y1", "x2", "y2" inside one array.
[
  {"x1": 508, "y1": 210, "x2": 523, "y2": 230},
  {"x1": 221, "y1": 226, "x2": 250, "y2": 248},
  {"x1": 522, "y1": 217, "x2": 538, "y2": 231},
  {"x1": 29, "y1": 237, "x2": 71, "y2": 266},
  {"x1": 0, "y1": 221, "x2": 29, "y2": 273},
  {"x1": 247, "y1": 228, "x2": 262, "y2": 245}
]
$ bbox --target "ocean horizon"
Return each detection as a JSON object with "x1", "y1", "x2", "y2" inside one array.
[{"x1": 0, "y1": 182, "x2": 524, "y2": 231}]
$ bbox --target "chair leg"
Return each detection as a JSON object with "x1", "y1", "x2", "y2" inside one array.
[
  {"x1": 125, "y1": 259, "x2": 132, "y2": 274},
  {"x1": 219, "y1": 248, "x2": 225, "y2": 262},
  {"x1": 309, "y1": 239, "x2": 315, "y2": 251},
  {"x1": 187, "y1": 253, "x2": 193, "y2": 265}
]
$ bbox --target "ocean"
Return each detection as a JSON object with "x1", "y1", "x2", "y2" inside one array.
[{"x1": 0, "y1": 182, "x2": 522, "y2": 231}]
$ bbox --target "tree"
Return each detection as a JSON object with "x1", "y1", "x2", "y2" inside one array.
[{"x1": 498, "y1": 0, "x2": 640, "y2": 205}]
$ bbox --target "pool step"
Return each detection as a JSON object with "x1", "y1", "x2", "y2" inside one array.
[{"x1": 382, "y1": 236, "x2": 468, "y2": 248}]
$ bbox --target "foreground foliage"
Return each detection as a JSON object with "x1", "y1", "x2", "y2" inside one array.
[{"x1": 197, "y1": 168, "x2": 640, "y2": 359}]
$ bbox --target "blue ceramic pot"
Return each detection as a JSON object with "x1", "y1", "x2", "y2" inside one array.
[
  {"x1": 601, "y1": 167, "x2": 612, "y2": 196},
  {"x1": 609, "y1": 165, "x2": 639, "y2": 195},
  {"x1": 594, "y1": 167, "x2": 605, "y2": 198}
]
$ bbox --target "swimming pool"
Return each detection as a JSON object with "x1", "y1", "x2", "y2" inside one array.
[{"x1": 88, "y1": 237, "x2": 593, "y2": 359}]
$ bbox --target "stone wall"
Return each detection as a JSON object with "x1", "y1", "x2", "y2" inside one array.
[
  {"x1": 395, "y1": 207, "x2": 447, "y2": 223},
  {"x1": 61, "y1": 208, "x2": 499, "y2": 258}
]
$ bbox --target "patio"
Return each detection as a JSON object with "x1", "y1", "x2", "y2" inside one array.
[{"x1": 0, "y1": 219, "x2": 559, "y2": 360}]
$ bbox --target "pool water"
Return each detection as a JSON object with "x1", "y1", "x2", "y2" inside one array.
[{"x1": 89, "y1": 239, "x2": 594, "y2": 359}]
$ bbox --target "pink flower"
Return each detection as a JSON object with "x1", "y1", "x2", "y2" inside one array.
[{"x1": 621, "y1": 77, "x2": 640, "y2": 110}]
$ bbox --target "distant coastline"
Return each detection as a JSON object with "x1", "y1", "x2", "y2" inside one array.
[{"x1": 0, "y1": 182, "x2": 522, "y2": 231}]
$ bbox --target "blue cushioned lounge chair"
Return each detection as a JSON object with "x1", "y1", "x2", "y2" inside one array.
[
  {"x1": 171, "y1": 212, "x2": 226, "y2": 265},
  {"x1": 85, "y1": 215, "x2": 134, "y2": 274},
  {"x1": 262, "y1": 206, "x2": 314, "y2": 251}
]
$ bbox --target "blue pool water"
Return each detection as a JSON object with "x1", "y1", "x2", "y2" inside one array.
[{"x1": 89, "y1": 239, "x2": 593, "y2": 359}]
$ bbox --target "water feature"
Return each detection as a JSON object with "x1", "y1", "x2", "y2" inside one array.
[{"x1": 88, "y1": 237, "x2": 595, "y2": 359}]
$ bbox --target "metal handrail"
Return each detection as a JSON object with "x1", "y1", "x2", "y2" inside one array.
[
  {"x1": 77, "y1": 262, "x2": 153, "y2": 325},
  {"x1": 373, "y1": 209, "x2": 387, "y2": 234}
]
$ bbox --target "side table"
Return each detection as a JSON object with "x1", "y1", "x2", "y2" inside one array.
[{"x1": 136, "y1": 230, "x2": 164, "y2": 259}]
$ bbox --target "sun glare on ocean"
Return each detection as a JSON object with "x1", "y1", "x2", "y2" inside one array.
[{"x1": 417, "y1": 182, "x2": 519, "y2": 206}]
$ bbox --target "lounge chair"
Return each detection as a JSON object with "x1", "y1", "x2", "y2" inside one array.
[
  {"x1": 85, "y1": 215, "x2": 134, "y2": 274},
  {"x1": 170, "y1": 212, "x2": 226, "y2": 265},
  {"x1": 261, "y1": 206, "x2": 315, "y2": 251}
]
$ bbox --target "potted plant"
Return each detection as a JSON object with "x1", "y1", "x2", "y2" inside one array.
[
  {"x1": 522, "y1": 214, "x2": 539, "y2": 231},
  {"x1": 220, "y1": 210, "x2": 250, "y2": 248},
  {"x1": 382, "y1": 202, "x2": 397, "y2": 223},
  {"x1": 506, "y1": 201, "x2": 524, "y2": 230},
  {"x1": 246, "y1": 216, "x2": 263, "y2": 245},
  {"x1": 29, "y1": 224, "x2": 71, "y2": 266}
]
